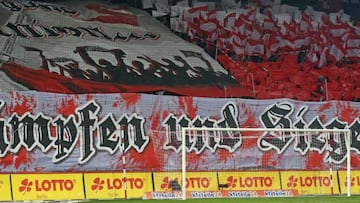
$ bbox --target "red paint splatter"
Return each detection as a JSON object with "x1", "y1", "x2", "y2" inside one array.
[
  {"x1": 123, "y1": 144, "x2": 163, "y2": 171},
  {"x1": 86, "y1": 94, "x2": 94, "y2": 101},
  {"x1": 241, "y1": 131, "x2": 260, "y2": 149},
  {"x1": 120, "y1": 94, "x2": 141, "y2": 109},
  {"x1": 4, "y1": 92, "x2": 36, "y2": 115},
  {"x1": 113, "y1": 96, "x2": 166, "y2": 171},
  {"x1": 319, "y1": 114, "x2": 327, "y2": 123},
  {"x1": 33, "y1": 166, "x2": 47, "y2": 172},
  {"x1": 261, "y1": 151, "x2": 277, "y2": 168},
  {"x1": 0, "y1": 148, "x2": 33, "y2": 169},
  {"x1": 318, "y1": 102, "x2": 332, "y2": 113},
  {"x1": 187, "y1": 152, "x2": 203, "y2": 170},
  {"x1": 0, "y1": 153, "x2": 14, "y2": 168},
  {"x1": 14, "y1": 149, "x2": 33, "y2": 169},
  {"x1": 305, "y1": 152, "x2": 324, "y2": 169},
  {"x1": 216, "y1": 149, "x2": 233, "y2": 166},
  {"x1": 0, "y1": 92, "x2": 36, "y2": 169},
  {"x1": 178, "y1": 97, "x2": 197, "y2": 118},
  {"x1": 143, "y1": 103, "x2": 167, "y2": 170},
  {"x1": 112, "y1": 96, "x2": 121, "y2": 108},
  {"x1": 240, "y1": 106, "x2": 261, "y2": 148},
  {"x1": 144, "y1": 144, "x2": 164, "y2": 171},
  {"x1": 351, "y1": 154, "x2": 360, "y2": 168},
  {"x1": 55, "y1": 95, "x2": 78, "y2": 117},
  {"x1": 336, "y1": 101, "x2": 359, "y2": 124}
]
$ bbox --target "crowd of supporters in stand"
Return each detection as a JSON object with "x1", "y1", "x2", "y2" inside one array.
[{"x1": 166, "y1": 2, "x2": 360, "y2": 101}]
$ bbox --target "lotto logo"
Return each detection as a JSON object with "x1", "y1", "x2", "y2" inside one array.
[
  {"x1": 18, "y1": 178, "x2": 75, "y2": 193},
  {"x1": 160, "y1": 177, "x2": 210, "y2": 189},
  {"x1": 345, "y1": 176, "x2": 360, "y2": 187},
  {"x1": 19, "y1": 179, "x2": 32, "y2": 193},
  {"x1": 226, "y1": 176, "x2": 273, "y2": 188},
  {"x1": 91, "y1": 177, "x2": 144, "y2": 191},
  {"x1": 287, "y1": 175, "x2": 331, "y2": 187}
]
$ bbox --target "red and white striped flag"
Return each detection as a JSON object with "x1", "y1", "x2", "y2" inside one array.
[
  {"x1": 245, "y1": 38, "x2": 264, "y2": 57},
  {"x1": 224, "y1": 12, "x2": 236, "y2": 29},
  {"x1": 328, "y1": 44, "x2": 345, "y2": 63},
  {"x1": 345, "y1": 48, "x2": 360, "y2": 62},
  {"x1": 318, "y1": 47, "x2": 329, "y2": 67}
]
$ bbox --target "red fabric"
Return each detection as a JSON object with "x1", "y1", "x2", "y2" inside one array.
[
  {"x1": 85, "y1": 4, "x2": 138, "y2": 26},
  {"x1": 355, "y1": 88, "x2": 360, "y2": 99},
  {"x1": 0, "y1": 62, "x2": 248, "y2": 98}
]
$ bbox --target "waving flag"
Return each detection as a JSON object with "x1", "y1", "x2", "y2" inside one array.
[{"x1": 0, "y1": 0, "x2": 243, "y2": 97}]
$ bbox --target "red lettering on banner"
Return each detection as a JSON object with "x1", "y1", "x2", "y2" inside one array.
[
  {"x1": 238, "y1": 177, "x2": 273, "y2": 188},
  {"x1": 35, "y1": 179, "x2": 74, "y2": 191},
  {"x1": 186, "y1": 177, "x2": 210, "y2": 188},
  {"x1": 92, "y1": 177, "x2": 144, "y2": 190},
  {"x1": 344, "y1": 176, "x2": 360, "y2": 187},
  {"x1": 299, "y1": 176, "x2": 330, "y2": 187},
  {"x1": 107, "y1": 178, "x2": 122, "y2": 190},
  {"x1": 161, "y1": 177, "x2": 210, "y2": 189},
  {"x1": 131, "y1": 178, "x2": 144, "y2": 189}
]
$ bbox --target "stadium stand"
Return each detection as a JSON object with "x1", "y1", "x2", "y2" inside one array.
[
  {"x1": 0, "y1": 0, "x2": 359, "y2": 101},
  {"x1": 0, "y1": 1, "x2": 359, "y2": 201},
  {"x1": 143, "y1": 0, "x2": 360, "y2": 101}
]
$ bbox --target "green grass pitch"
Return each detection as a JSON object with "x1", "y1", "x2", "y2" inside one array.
[{"x1": 86, "y1": 196, "x2": 360, "y2": 203}]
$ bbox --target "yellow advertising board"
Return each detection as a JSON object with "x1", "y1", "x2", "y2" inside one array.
[
  {"x1": 217, "y1": 171, "x2": 281, "y2": 190},
  {"x1": 281, "y1": 170, "x2": 339, "y2": 195},
  {"x1": 338, "y1": 170, "x2": 360, "y2": 195},
  {"x1": 11, "y1": 173, "x2": 84, "y2": 201},
  {"x1": 83, "y1": 172, "x2": 153, "y2": 199},
  {"x1": 0, "y1": 174, "x2": 12, "y2": 201},
  {"x1": 153, "y1": 171, "x2": 218, "y2": 192}
]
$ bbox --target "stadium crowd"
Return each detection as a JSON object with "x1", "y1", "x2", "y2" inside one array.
[{"x1": 145, "y1": 0, "x2": 360, "y2": 101}]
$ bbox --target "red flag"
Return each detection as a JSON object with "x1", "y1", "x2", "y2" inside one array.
[
  {"x1": 249, "y1": 27, "x2": 262, "y2": 40},
  {"x1": 328, "y1": 44, "x2": 345, "y2": 63},
  {"x1": 306, "y1": 47, "x2": 319, "y2": 65},
  {"x1": 347, "y1": 36, "x2": 360, "y2": 48},
  {"x1": 318, "y1": 47, "x2": 329, "y2": 67},
  {"x1": 187, "y1": 5, "x2": 208, "y2": 21},
  {"x1": 188, "y1": 5, "x2": 208, "y2": 14},
  {"x1": 263, "y1": 18, "x2": 278, "y2": 32},
  {"x1": 85, "y1": 4, "x2": 139, "y2": 26},
  {"x1": 245, "y1": 39, "x2": 264, "y2": 57},
  {"x1": 224, "y1": 12, "x2": 236, "y2": 29},
  {"x1": 199, "y1": 19, "x2": 219, "y2": 36},
  {"x1": 232, "y1": 34, "x2": 245, "y2": 56},
  {"x1": 242, "y1": 8, "x2": 256, "y2": 23},
  {"x1": 345, "y1": 48, "x2": 360, "y2": 62},
  {"x1": 264, "y1": 34, "x2": 279, "y2": 58},
  {"x1": 206, "y1": 9, "x2": 218, "y2": 20}
]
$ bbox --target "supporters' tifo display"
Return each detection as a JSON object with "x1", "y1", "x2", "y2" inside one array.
[
  {"x1": 169, "y1": 0, "x2": 360, "y2": 100},
  {"x1": 0, "y1": 127, "x2": 356, "y2": 201},
  {"x1": 171, "y1": 2, "x2": 358, "y2": 65},
  {"x1": 0, "y1": 91, "x2": 357, "y2": 200},
  {"x1": 175, "y1": 127, "x2": 352, "y2": 199},
  {"x1": 0, "y1": 0, "x2": 243, "y2": 97},
  {"x1": 0, "y1": 0, "x2": 359, "y2": 202}
]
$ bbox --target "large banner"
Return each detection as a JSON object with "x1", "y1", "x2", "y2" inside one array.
[
  {"x1": 0, "y1": 0, "x2": 245, "y2": 97},
  {"x1": 0, "y1": 91, "x2": 358, "y2": 172}
]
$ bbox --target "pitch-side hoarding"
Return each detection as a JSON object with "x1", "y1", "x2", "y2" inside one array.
[
  {"x1": 0, "y1": 174, "x2": 12, "y2": 201},
  {"x1": 83, "y1": 172, "x2": 153, "y2": 199},
  {"x1": 11, "y1": 173, "x2": 84, "y2": 201}
]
